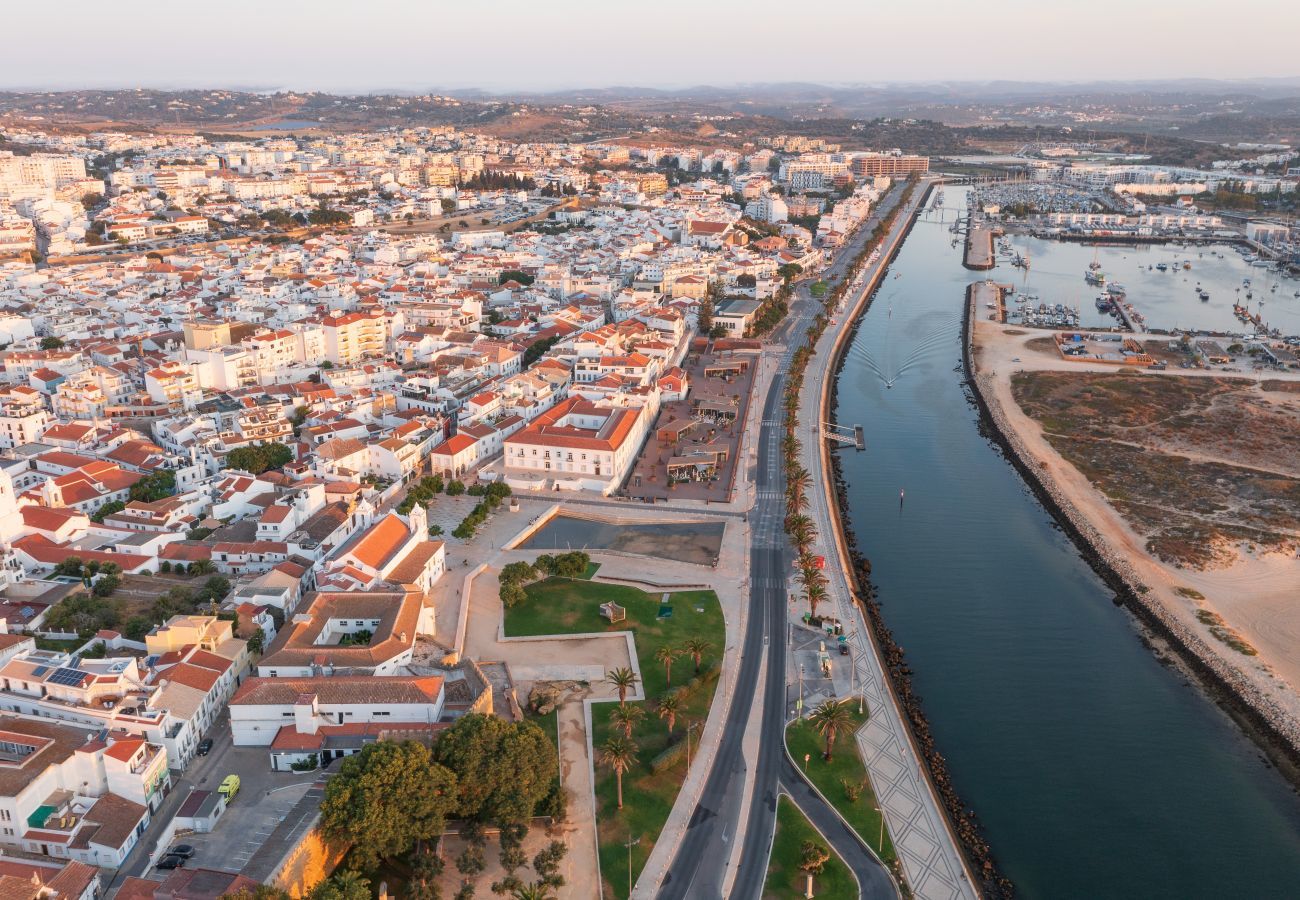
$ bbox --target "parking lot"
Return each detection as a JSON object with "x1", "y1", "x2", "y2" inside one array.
[{"x1": 147, "y1": 744, "x2": 319, "y2": 879}]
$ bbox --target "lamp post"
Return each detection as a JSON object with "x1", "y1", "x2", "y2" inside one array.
[
  {"x1": 624, "y1": 835, "x2": 640, "y2": 898},
  {"x1": 873, "y1": 804, "x2": 885, "y2": 854}
]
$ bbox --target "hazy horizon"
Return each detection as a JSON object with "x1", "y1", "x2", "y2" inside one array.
[{"x1": 5, "y1": 0, "x2": 1297, "y2": 94}]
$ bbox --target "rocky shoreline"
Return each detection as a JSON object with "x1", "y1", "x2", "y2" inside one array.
[{"x1": 960, "y1": 296, "x2": 1300, "y2": 777}]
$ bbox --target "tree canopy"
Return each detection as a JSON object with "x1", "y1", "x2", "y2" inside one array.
[
  {"x1": 433, "y1": 714, "x2": 556, "y2": 824},
  {"x1": 319, "y1": 740, "x2": 459, "y2": 870},
  {"x1": 225, "y1": 442, "x2": 294, "y2": 475}
]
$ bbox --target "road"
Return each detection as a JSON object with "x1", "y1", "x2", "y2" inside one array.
[{"x1": 658, "y1": 186, "x2": 910, "y2": 900}]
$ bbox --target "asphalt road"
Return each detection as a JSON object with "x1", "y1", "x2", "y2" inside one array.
[{"x1": 658, "y1": 187, "x2": 907, "y2": 900}]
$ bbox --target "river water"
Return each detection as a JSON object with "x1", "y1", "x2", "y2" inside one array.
[{"x1": 833, "y1": 187, "x2": 1300, "y2": 897}]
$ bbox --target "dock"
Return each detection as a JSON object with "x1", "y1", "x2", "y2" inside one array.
[
  {"x1": 963, "y1": 221, "x2": 996, "y2": 270},
  {"x1": 971, "y1": 280, "x2": 1009, "y2": 323}
]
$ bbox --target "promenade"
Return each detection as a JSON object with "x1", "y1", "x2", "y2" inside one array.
[{"x1": 800, "y1": 179, "x2": 980, "y2": 900}]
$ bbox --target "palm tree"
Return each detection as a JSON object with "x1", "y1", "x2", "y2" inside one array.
[
  {"x1": 599, "y1": 736, "x2": 638, "y2": 809},
  {"x1": 785, "y1": 514, "x2": 815, "y2": 549},
  {"x1": 809, "y1": 699, "x2": 855, "y2": 761},
  {"x1": 512, "y1": 884, "x2": 556, "y2": 900},
  {"x1": 788, "y1": 466, "x2": 812, "y2": 494},
  {"x1": 786, "y1": 481, "x2": 810, "y2": 517},
  {"x1": 189, "y1": 558, "x2": 216, "y2": 576},
  {"x1": 606, "y1": 667, "x2": 639, "y2": 706},
  {"x1": 657, "y1": 694, "x2": 681, "y2": 735},
  {"x1": 805, "y1": 582, "x2": 828, "y2": 619},
  {"x1": 610, "y1": 703, "x2": 644, "y2": 739},
  {"x1": 681, "y1": 638, "x2": 712, "y2": 675},
  {"x1": 654, "y1": 645, "x2": 680, "y2": 687}
]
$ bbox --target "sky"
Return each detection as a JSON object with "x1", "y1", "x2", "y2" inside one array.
[{"x1": 4, "y1": 0, "x2": 1297, "y2": 93}]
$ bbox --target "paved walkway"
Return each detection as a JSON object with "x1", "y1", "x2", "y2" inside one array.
[{"x1": 798, "y1": 178, "x2": 979, "y2": 900}]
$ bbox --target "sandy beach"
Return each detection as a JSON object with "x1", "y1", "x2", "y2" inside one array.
[{"x1": 971, "y1": 319, "x2": 1300, "y2": 729}]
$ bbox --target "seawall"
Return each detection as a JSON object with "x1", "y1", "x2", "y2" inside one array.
[{"x1": 960, "y1": 295, "x2": 1300, "y2": 779}]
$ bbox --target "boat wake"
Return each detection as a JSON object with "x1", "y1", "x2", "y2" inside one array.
[{"x1": 850, "y1": 315, "x2": 958, "y2": 390}]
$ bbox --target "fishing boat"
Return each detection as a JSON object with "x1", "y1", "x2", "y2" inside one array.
[
  {"x1": 1199, "y1": 291, "x2": 1210, "y2": 301},
  {"x1": 1156, "y1": 262, "x2": 1168, "y2": 272}
]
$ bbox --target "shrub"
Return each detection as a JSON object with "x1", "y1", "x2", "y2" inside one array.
[{"x1": 446, "y1": 480, "x2": 466, "y2": 496}]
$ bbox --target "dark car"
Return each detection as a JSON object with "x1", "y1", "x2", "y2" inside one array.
[
  {"x1": 169, "y1": 845, "x2": 196, "y2": 858},
  {"x1": 196, "y1": 739, "x2": 213, "y2": 756},
  {"x1": 155, "y1": 855, "x2": 186, "y2": 870},
  {"x1": 838, "y1": 643, "x2": 850, "y2": 656}
]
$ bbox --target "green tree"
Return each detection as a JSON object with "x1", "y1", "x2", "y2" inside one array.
[
  {"x1": 433, "y1": 714, "x2": 556, "y2": 824},
  {"x1": 808, "y1": 699, "x2": 854, "y2": 761},
  {"x1": 681, "y1": 638, "x2": 712, "y2": 675},
  {"x1": 657, "y1": 694, "x2": 681, "y2": 735},
  {"x1": 225, "y1": 442, "x2": 294, "y2": 475},
  {"x1": 531, "y1": 841, "x2": 567, "y2": 883},
  {"x1": 598, "y1": 737, "x2": 637, "y2": 810},
  {"x1": 605, "y1": 667, "x2": 638, "y2": 706},
  {"x1": 696, "y1": 298, "x2": 714, "y2": 335},
  {"x1": 610, "y1": 704, "x2": 644, "y2": 739},
  {"x1": 511, "y1": 884, "x2": 555, "y2": 900},
  {"x1": 40, "y1": 336, "x2": 65, "y2": 350},
  {"x1": 498, "y1": 270, "x2": 535, "y2": 286},
  {"x1": 225, "y1": 887, "x2": 292, "y2": 900},
  {"x1": 129, "y1": 469, "x2": 176, "y2": 503},
  {"x1": 500, "y1": 582, "x2": 527, "y2": 609},
  {"x1": 309, "y1": 871, "x2": 371, "y2": 900},
  {"x1": 91, "y1": 500, "x2": 126, "y2": 523},
  {"x1": 188, "y1": 558, "x2": 216, "y2": 577},
  {"x1": 319, "y1": 741, "x2": 459, "y2": 869},
  {"x1": 654, "y1": 645, "x2": 679, "y2": 687},
  {"x1": 247, "y1": 626, "x2": 265, "y2": 655}
]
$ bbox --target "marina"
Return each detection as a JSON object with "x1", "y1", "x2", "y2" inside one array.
[{"x1": 987, "y1": 233, "x2": 1300, "y2": 336}]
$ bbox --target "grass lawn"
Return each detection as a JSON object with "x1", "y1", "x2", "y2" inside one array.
[
  {"x1": 504, "y1": 577, "x2": 725, "y2": 900},
  {"x1": 580, "y1": 561, "x2": 601, "y2": 579},
  {"x1": 764, "y1": 795, "x2": 859, "y2": 900},
  {"x1": 810, "y1": 280, "x2": 829, "y2": 298},
  {"x1": 786, "y1": 707, "x2": 896, "y2": 867}
]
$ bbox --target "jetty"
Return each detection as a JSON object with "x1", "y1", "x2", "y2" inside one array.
[
  {"x1": 971, "y1": 280, "x2": 1009, "y2": 323},
  {"x1": 963, "y1": 222, "x2": 996, "y2": 270}
]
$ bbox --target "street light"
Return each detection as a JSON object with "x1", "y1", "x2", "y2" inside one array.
[
  {"x1": 873, "y1": 804, "x2": 885, "y2": 854},
  {"x1": 624, "y1": 835, "x2": 640, "y2": 898},
  {"x1": 804, "y1": 753, "x2": 810, "y2": 773}
]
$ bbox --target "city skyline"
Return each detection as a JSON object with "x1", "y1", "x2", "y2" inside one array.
[{"x1": 4, "y1": 0, "x2": 1298, "y2": 92}]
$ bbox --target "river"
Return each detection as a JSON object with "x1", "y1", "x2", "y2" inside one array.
[{"x1": 833, "y1": 187, "x2": 1300, "y2": 897}]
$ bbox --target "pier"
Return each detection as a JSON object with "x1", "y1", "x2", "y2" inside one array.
[
  {"x1": 963, "y1": 221, "x2": 996, "y2": 270},
  {"x1": 821, "y1": 421, "x2": 865, "y2": 450},
  {"x1": 971, "y1": 280, "x2": 1009, "y2": 323}
]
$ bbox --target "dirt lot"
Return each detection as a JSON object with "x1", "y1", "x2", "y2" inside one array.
[{"x1": 1010, "y1": 370, "x2": 1300, "y2": 568}]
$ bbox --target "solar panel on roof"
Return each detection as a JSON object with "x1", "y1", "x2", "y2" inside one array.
[
  {"x1": 30, "y1": 665, "x2": 48, "y2": 677},
  {"x1": 49, "y1": 668, "x2": 86, "y2": 687}
]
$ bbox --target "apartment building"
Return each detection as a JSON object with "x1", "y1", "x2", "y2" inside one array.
[
  {"x1": 849, "y1": 153, "x2": 930, "y2": 178},
  {"x1": 320, "y1": 311, "x2": 388, "y2": 365}
]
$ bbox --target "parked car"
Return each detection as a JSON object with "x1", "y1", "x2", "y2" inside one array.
[
  {"x1": 196, "y1": 739, "x2": 213, "y2": 756},
  {"x1": 156, "y1": 855, "x2": 186, "y2": 870},
  {"x1": 838, "y1": 643, "x2": 850, "y2": 656},
  {"x1": 169, "y1": 845, "x2": 196, "y2": 858}
]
